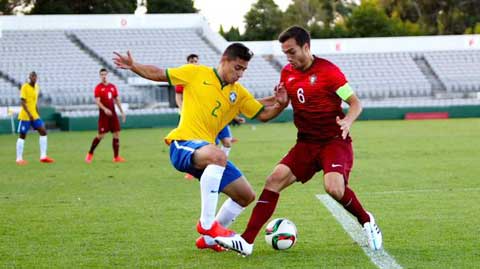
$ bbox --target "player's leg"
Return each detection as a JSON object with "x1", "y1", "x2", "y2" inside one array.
[
  {"x1": 216, "y1": 142, "x2": 317, "y2": 255},
  {"x1": 169, "y1": 140, "x2": 231, "y2": 238},
  {"x1": 321, "y1": 139, "x2": 382, "y2": 250},
  {"x1": 86, "y1": 117, "x2": 108, "y2": 162},
  {"x1": 197, "y1": 163, "x2": 254, "y2": 252},
  {"x1": 191, "y1": 144, "x2": 231, "y2": 235},
  {"x1": 111, "y1": 116, "x2": 124, "y2": 162},
  {"x1": 16, "y1": 120, "x2": 29, "y2": 165},
  {"x1": 34, "y1": 119, "x2": 54, "y2": 163}
]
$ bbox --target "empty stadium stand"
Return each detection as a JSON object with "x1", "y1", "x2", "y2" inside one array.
[{"x1": 0, "y1": 14, "x2": 479, "y2": 120}]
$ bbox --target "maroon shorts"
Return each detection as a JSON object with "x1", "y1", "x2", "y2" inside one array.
[
  {"x1": 279, "y1": 138, "x2": 353, "y2": 184},
  {"x1": 98, "y1": 114, "x2": 120, "y2": 134}
]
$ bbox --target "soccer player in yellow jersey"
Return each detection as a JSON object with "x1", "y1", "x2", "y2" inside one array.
[
  {"x1": 16, "y1": 71, "x2": 54, "y2": 165},
  {"x1": 114, "y1": 43, "x2": 288, "y2": 251}
]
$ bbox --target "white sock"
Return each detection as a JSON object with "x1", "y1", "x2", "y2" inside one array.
[
  {"x1": 39, "y1": 136, "x2": 47, "y2": 159},
  {"x1": 16, "y1": 138, "x2": 25, "y2": 161},
  {"x1": 203, "y1": 198, "x2": 245, "y2": 246},
  {"x1": 221, "y1": 145, "x2": 231, "y2": 157},
  {"x1": 203, "y1": 235, "x2": 217, "y2": 245},
  {"x1": 216, "y1": 198, "x2": 245, "y2": 227},
  {"x1": 200, "y1": 164, "x2": 225, "y2": 230}
]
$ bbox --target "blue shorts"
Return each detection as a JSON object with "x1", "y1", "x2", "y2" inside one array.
[
  {"x1": 169, "y1": 140, "x2": 242, "y2": 192},
  {"x1": 17, "y1": 119, "x2": 44, "y2": 135},
  {"x1": 216, "y1": 125, "x2": 232, "y2": 145}
]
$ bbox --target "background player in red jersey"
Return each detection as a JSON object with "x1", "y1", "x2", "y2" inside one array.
[
  {"x1": 216, "y1": 26, "x2": 383, "y2": 256},
  {"x1": 85, "y1": 68, "x2": 126, "y2": 163}
]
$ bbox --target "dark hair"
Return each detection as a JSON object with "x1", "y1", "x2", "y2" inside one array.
[
  {"x1": 186, "y1": 54, "x2": 199, "y2": 62},
  {"x1": 99, "y1": 68, "x2": 108, "y2": 73},
  {"x1": 29, "y1": 71, "x2": 37, "y2": 76},
  {"x1": 222, "y1": 43, "x2": 254, "y2": 61},
  {"x1": 278, "y1": 26, "x2": 311, "y2": 47}
]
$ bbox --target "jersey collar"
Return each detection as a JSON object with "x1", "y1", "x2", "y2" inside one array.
[{"x1": 213, "y1": 68, "x2": 228, "y2": 89}]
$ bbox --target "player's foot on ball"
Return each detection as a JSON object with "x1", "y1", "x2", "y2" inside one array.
[
  {"x1": 40, "y1": 156, "x2": 55, "y2": 163},
  {"x1": 215, "y1": 233, "x2": 253, "y2": 256},
  {"x1": 184, "y1": 173, "x2": 194, "y2": 180},
  {"x1": 113, "y1": 156, "x2": 126, "y2": 163},
  {"x1": 195, "y1": 236, "x2": 226, "y2": 252},
  {"x1": 197, "y1": 220, "x2": 234, "y2": 238},
  {"x1": 363, "y1": 212, "x2": 383, "y2": 250},
  {"x1": 16, "y1": 159, "x2": 28, "y2": 165},
  {"x1": 85, "y1": 153, "x2": 93, "y2": 163}
]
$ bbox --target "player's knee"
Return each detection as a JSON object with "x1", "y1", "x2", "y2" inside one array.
[
  {"x1": 265, "y1": 172, "x2": 286, "y2": 192},
  {"x1": 208, "y1": 150, "x2": 227, "y2": 166},
  {"x1": 324, "y1": 180, "x2": 344, "y2": 200},
  {"x1": 236, "y1": 191, "x2": 256, "y2": 207},
  {"x1": 222, "y1": 139, "x2": 232, "y2": 148}
]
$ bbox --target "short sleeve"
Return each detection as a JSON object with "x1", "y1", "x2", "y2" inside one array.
[
  {"x1": 175, "y1": 85, "x2": 184, "y2": 93},
  {"x1": 94, "y1": 85, "x2": 101, "y2": 98},
  {"x1": 237, "y1": 83, "x2": 264, "y2": 119},
  {"x1": 328, "y1": 64, "x2": 348, "y2": 92},
  {"x1": 20, "y1": 84, "x2": 27, "y2": 99},
  {"x1": 112, "y1": 85, "x2": 118, "y2": 98},
  {"x1": 165, "y1": 64, "x2": 200, "y2": 86}
]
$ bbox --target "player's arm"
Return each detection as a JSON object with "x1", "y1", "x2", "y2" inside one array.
[
  {"x1": 20, "y1": 98, "x2": 34, "y2": 121},
  {"x1": 114, "y1": 97, "x2": 126, "y2": 123},
  {"x1": 95, "y1": 97, "x2": 113, "y2": 116},
  {"x1": 336, "y1": 83, "x2": 363, "y2": 139},
  {"x1": 113, "y1": 51, "x2": 167, "y2": 82},
  {"x1": 255, "y1": 83, "x2": 289, "y2": 122},
  {"x1": 175, "y1": 92, "x2": 183, "y2": 110}
]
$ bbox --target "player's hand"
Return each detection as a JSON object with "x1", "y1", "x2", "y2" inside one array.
[
  {"x1": 104, "y1": 108, "x2": 113, "y2": 116},
  {"x1": 231, "y1": 116, "x2": 246, "y2": 126},
  {"x1": 274, "y1": 82, "x2": 288, "y2": 107},
  {"x1": 121, "y1": 112, "x2": 126, "y2": 123},
  {"x1": 336, "y1": 116, "x2": 352, "y2": 140},
  {"x1": 113, "y1": 51, "x2": 134, "y2": 70}
]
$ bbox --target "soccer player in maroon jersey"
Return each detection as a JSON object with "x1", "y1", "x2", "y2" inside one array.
[
  {"x1": 216, "y1": 26, "x2": 383, "y2": 256},
  {"x1": 85, "y1": 68, "x2": 126, "y2": 163}
]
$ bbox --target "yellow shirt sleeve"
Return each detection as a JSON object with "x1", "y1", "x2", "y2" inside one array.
[
  {"x1": 237, "y1": 83, "x2": 264, "y2": 119},
  {"x1": 165, "y1": 64, "x2": 200, "y2": 86},
  {"x1": 20, "y1": 84, "x2": 27, "y2": 99}
]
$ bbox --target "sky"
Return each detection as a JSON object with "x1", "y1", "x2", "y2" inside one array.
[{"x1": 194, "y1": 0, "x2": 292, "y2": 33}]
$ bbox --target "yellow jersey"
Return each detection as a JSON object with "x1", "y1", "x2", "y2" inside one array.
[
  {"x1": 165, "y1": 64, "x2": 264, "y2": 144},
  {"x1": 18, "y1": 83, "x2": 40, "y2": 121}
]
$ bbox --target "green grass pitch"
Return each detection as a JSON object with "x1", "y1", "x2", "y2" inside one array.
[{"x1": 1, "y1": 119, "x2": 479, "y2": 268}]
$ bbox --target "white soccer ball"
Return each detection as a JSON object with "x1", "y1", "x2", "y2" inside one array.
[{"x1": 265, "y1": 218, "x2": 297, "y2": 250}]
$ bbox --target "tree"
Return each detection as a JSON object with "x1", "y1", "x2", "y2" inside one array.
[
  {"x1": 29, "y1": 0, "x2": 135, "y2": 14},
  {"x1": 147, "y1": 0, "x2": 196, "y2": 13},
  {"x1": 346, "y1": 1, "x2": 398, "y2": 37},
  {"x1": 0, "y1": 0, "x2": 34, "y2": 15},
  {"x1": 219, "y1": 25, "x2": 242, "y2": 41},
  {"x1": 243, "y1": 0, "x2": 284, "y2": 41}
]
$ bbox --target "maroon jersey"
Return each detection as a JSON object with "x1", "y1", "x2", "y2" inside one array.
[
  {"x1": 94, "y1": 83, "x2": 118, "y2": 116},
  {"x1": 281, "y1": 57, "x2": 349, "y2": 142}
]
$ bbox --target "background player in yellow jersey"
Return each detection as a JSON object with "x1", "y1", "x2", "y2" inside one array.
[
  {"x1": 114, "y1": 43, "x2": 287, "y2": 251},
  {"x1": 16, "y1": 71, "x2": 54, "y2": 165}
]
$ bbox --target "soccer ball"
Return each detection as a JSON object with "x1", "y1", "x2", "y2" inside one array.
[{"x1": 265, "y1": 218, "x2": 297, "y2": 250}]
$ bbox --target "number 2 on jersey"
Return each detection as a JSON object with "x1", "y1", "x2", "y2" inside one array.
[
  {"x1": 211, "y1": 100, "x2": 221, "y2": 117},
  {"x1": 297, "y1": 88, "x2": 305, "y2": 103}
]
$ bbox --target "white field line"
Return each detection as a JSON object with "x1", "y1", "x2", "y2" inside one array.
[
  {"x1": 361, "y1": 187, "x2": 480, "y2": 196},
  {"x1": 316, "y1": 194, "x2": 403, "y2": 269}
]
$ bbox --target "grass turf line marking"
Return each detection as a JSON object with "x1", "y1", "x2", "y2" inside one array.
[
  {"x1": 362, "y1": 187, "x2": 480, "y2": 196},
  {"x1": 316, "y1": 194, "x2": 403, "y2": 269}
]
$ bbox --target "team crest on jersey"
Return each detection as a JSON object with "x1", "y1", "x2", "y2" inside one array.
[
  {"x1": 229, "y1": 92, "x2": 237, "y2": 103},
  {"x1": 309, "y1": 74, "x2": 317, "y2": 85}
]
